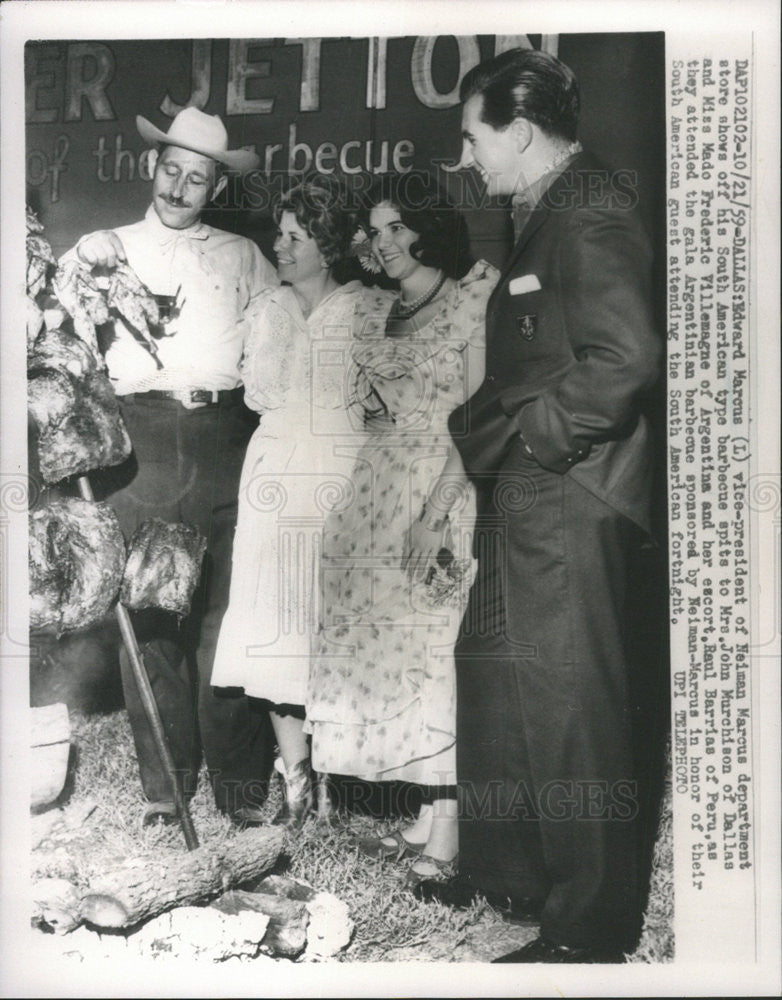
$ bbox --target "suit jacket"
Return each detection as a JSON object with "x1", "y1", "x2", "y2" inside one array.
[{"x1": 448, "y1": 151, "x2": 662, "y2": 533}]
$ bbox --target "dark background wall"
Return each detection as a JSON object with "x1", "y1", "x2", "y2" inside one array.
[{"x1": 26, "y1": 33, "x2": 665, "y2": 268}]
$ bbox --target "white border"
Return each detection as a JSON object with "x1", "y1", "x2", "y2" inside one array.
[{"x1": 2, "y1": 2, "x2": 780, "y2": 996}]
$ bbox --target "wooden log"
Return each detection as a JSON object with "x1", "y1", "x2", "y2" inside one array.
[
  {"x1": 80, "y1": 825, "x2": 284, "y2": 930},
  {"x1": 32, "y1": 877, "x2": 82, "y2": 933},
  {"x1": 213, "y1": 886, "x2": 310, "y2": 958}
]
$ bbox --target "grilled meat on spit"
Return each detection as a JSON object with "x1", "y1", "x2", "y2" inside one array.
[
  {"x1": 52, "y1": 260, "x2": 110, "y2": 358},
  {"x1": 106, "y1": 263, "x2": 162, "y2": 366},
  {"x1": 120, "y1": 519, "x2": 207, "y2": 618},
  {"x1": 27, "y1": 328, "x2": 131, "y2": 484},
  {"x1": 29, "y1": 498, "x2": 126, "y2": 634}
]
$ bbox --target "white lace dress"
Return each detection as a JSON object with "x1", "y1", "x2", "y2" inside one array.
[{"x1": 211, "y1": 282, "x2": 363, "y2": 704}]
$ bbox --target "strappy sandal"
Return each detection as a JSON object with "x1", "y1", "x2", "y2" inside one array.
[
  {"x1": 403, "y1": 853, "x2": 459, "y2": 889},
  {"x1": 357, "y1": 828, "x2": 427, "y2": 861}
]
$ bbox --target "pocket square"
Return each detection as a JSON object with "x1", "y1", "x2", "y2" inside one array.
[{"x1": 509, "y1": 274, "x2": 541, "y2": 295}]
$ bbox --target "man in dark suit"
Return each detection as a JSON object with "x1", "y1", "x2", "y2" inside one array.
[{"x1": 414, "y1": 49, "x2": 662, "y2": 963}]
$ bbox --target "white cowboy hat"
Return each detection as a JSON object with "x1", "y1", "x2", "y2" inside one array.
[{"x1": 136, "y1": 107, "x2": 259, "y2": 173}]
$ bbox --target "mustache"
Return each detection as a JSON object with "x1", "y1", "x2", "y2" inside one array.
[{"x1": 161, "y1": 195, "x2": 192, "y2": 208}]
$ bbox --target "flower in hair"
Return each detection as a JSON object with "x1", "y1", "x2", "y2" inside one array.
[{"x1": 350, "y1": 225, "x2": 382, "y2": 274}]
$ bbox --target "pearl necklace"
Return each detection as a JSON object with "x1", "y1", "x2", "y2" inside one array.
[{"x1": 391, "y1": 270, "x2": 447, "y2": 320}]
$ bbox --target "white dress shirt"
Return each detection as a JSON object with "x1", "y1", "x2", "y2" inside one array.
[{"x1": 65, "y1": 205, "x2": 278, "y2": 395}]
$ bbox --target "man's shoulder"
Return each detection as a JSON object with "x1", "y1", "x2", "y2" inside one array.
[
  {"x1": 111, "y1": 217, "x2": 149, "y2": 239},
  {"x1": 543, "y1": 149, "x2": 642, "y2": 221},
  {"x1": 200, "y1": 224, "x2": 258, "y2": 252}
]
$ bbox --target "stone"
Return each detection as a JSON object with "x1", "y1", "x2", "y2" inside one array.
[
  {"x1": 132, "y1": 905, "x2": 270, "y2": 962},
  {"x1": 303, "y1": 891, "x2": 353, "y2": 959}
]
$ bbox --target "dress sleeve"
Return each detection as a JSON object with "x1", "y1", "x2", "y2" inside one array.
[
  {"x1": 245, "y1": 242, "x2": 279, "y2": 309},
  {"x1": 453, "y1": 260, "x2": 499, "y2": 398},
  {"x1": 241, "y1": 294, "x2": 295, "y2": 413}
]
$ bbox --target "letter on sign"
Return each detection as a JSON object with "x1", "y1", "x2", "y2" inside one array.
[
  {"x1": 494, "y1": 35, "x2": 559, "y2": 56},
  {"x1": 366, "y1": 37, "x2": 388, "y2": 109},
  {"x1": 284, "y1": 39, "x2": 324, "y2": 112},
  {"x1": 411, "y1": 36, "x2": 480, "y2": 109},
  {"x1": 65, "y1": 43, "x2": 116, "y2": 121},
  {"x1": 227, "y1": 40, "x2": 274, "y2": 115},
  {"x1": 160, "y1": 40, "x2": 213, "y2": 117}
]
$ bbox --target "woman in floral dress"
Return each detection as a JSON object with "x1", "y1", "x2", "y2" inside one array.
[
  {"x1": 212, "y1": 176, "x2": 363, "y2": 826},
  {"x1": 306, "y1": 174, "x2": 498, "y2": 882}
]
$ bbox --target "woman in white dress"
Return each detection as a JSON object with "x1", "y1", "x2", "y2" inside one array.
[{"x1": 212, "y1": 176, "x2": 363, "y2": 826}]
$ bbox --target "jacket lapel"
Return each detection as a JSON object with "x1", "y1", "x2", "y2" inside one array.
[{"x1": 496, "y1": 151, "x2": 589, "y2": 288}]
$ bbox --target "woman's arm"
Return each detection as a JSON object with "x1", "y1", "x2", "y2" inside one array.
[{"x1": 402, "y1": 444, "x2": 469, "y2": 582}]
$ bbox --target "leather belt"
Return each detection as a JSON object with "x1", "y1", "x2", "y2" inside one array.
[{"x1": 120, "y1": 388, "x2": 243, "y2": 406}]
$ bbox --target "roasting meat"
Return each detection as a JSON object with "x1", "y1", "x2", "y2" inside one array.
[
  {"x1": 26, "y1": 206, "x2": 45, "y2": 234},
  {"x1": 52, "y1": 259, "x2": 110, "y2": 357},
  {"x1": 26, "y1": 209, "x2": 56, "y2": 301},
  {"x1": 27, "y1": 234, "x2": 56, "y2": 301},
  {"x1": 27, "y1": 369, "x2": 78, "y2": 429},
  {"x1": 28, "y1": 329, "x2": 131, "y2": 484},
  {"x1": 29, "y1": 368, "x2": 132, "y2": 484},
  {"x1": 120, "y1": 519, "x2": 207, "y2": 617},
  {"x1": 107, "y1": 263, "x2": 161, "y2": 362},
  {"x1": 52, "y1": 258, "x2": 162, "y2": 366},
  {"x1": 29, "y1": 498, "x2": 125, "y2": 633},
  {"x1": 27, "y1": 298, "x2": 45, "y2": 350},
  {"x1": 29, "y1": 327, "x2": 101, "y2": 380}
]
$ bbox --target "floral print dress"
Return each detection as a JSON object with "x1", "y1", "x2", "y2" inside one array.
[{"x1": 305, "y1": 261, "x2": 498, "y2": 783}]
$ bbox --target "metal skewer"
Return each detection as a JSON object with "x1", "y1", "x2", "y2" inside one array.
[{"x1": 76, "y1": 474, "x2": 200, "y2": 851}]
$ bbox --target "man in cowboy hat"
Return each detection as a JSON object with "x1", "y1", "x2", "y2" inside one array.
[{"x1": 62, "y1": 107, "x2": 279, "y2": 827}]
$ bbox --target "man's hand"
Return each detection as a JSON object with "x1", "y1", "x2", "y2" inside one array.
[{"x1": 76, "y1": 231, "x2": 127, "y2": 269}]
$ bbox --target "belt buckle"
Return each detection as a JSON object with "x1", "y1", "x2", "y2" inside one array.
[{"x1": 189, "y1": 389, "x2": 217, "y2": 404}]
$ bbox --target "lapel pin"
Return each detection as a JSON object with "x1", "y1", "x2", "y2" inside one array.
[{"x1": 517, "y1": 315, "x2": 537, "y2": 341}]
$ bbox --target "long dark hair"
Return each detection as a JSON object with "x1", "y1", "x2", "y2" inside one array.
[{"x1": 360, "y1": 172, "x2": 473, "y2": 280}]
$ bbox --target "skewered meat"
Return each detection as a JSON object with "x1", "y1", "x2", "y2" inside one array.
[
  {"x1": 28, "y1": 329, "x2": 131, "y2": 484},
  {"x1": 29, "y1": 327, "x2": 101, "y2": 380},
  {"x1": 107, "y1": 264, "x2": 160, "y2": 343},
  {"x1": 27, "y1": 207, "x2": 55, "y2": 301},
  {"x1": 120, "y1": 519, "x2": 207, "y2": 617},
  {"x1": 52, "y1": 259, "x2": 110, "y2": 357},
  {"x1": 27, "y1": 369, "x2": 77, "y2": 428},
  {"x1": 27, "y1": 233, "x2": 57, "y2": 300},
  {"x1": 30, "y1": 368, "x2": 132, "y2": 484},
  {"x1": 29, "y1": 498, "x2": 125, "y2": 633},
  {"x1": 26, "y1": 206, "x2": 45, "y2": 234},
  {"x1": 27, "y1": 298, "x2": 45, "y2": 350}
]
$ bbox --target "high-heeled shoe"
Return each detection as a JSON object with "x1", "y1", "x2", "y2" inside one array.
[
  {"x1": 357, "y1": 828, "x2": 427, "y2": 861},
  {"x1": 272, "y1": 756, "x2": 314, "y2": 829},
  {"x1": 403, "y1": 852, "x2": 459, "y2": 889}
]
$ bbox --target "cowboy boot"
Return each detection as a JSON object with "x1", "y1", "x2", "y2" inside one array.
[
  {"x1": 272, "y1": 757, "x2": 314, "y2": 829},
  {"x1": 315, "y1": 770, "x2": 338, "y2": 825}
]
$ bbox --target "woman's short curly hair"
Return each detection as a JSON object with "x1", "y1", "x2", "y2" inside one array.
[
  {"x1": 273, "y1": 174, "x2": 355, "y2": 275},
  {"x1": 360, "y1": 173, "x2": 473, "y2": 280}
]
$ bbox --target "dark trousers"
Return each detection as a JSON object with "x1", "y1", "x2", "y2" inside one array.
[
  {"x1": 456, "y1": 444, "x2": 643, "y2": 951},
  {"x1": 94, "y1": 394, "x2": 274, "y2": 814}
]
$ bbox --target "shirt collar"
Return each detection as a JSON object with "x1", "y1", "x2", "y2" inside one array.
[
  {"x1": 270, "y1": 281, "x2": 360, "y2": 323},
  {"x1": 510, "y1": 141, "x2": 583, "y2": 239},
  {"x1": 144, "y1": 204, "x2": 210, "y2": 244}
]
